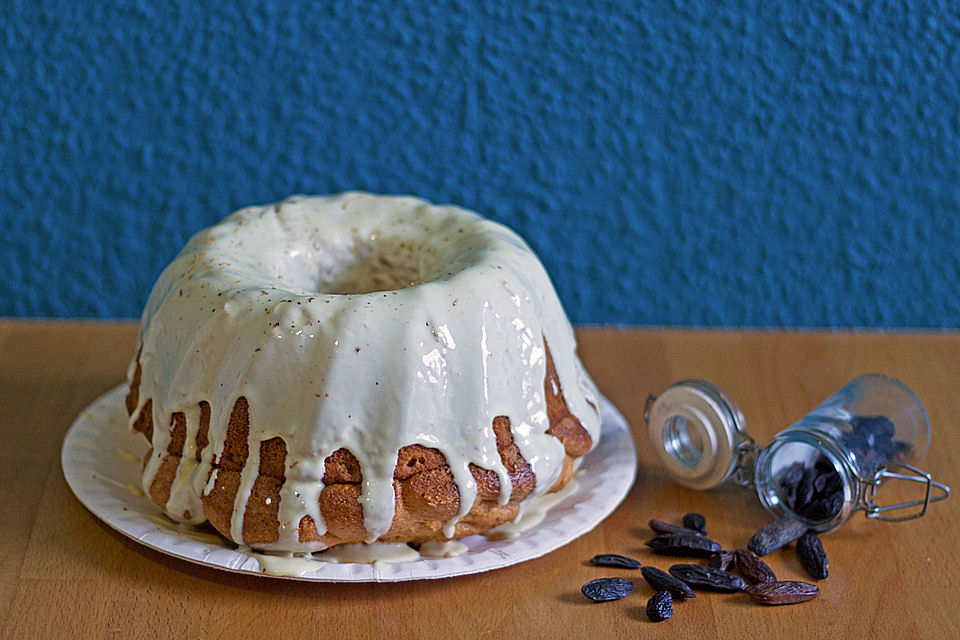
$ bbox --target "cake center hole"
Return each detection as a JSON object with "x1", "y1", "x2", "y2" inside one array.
[{"x1": 285, "y1": 236, "x2": 437, "y2": 295}]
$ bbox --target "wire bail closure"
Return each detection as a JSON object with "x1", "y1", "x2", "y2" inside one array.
[{"x1": 858, "y1": 462, "x2": 951, "y2": 522}]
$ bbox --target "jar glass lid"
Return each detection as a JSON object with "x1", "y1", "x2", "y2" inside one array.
[{"x1": 644, "y1": 379, "x2": 751, "y2": 490}]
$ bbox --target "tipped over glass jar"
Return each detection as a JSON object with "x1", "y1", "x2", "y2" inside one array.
[{"x1": 644, "y1": 374, "x2": 950, "y2": 532}]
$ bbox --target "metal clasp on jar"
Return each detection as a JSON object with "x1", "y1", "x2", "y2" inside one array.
[{"x1": 855, "y1": 462, "x2": 951, "y2": 522}]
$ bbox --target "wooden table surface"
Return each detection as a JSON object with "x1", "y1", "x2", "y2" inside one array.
[{"x1": 2, "y1": 321, "x2": 958, "y2": 639}]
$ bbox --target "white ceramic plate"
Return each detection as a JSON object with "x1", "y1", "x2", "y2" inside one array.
[{"x1": 62, "y1": 385, "x2": 636, "y2": 582}]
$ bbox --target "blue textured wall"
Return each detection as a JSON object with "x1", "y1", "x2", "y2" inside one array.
[{"x1": 2, "y1": 1, "x2": 960, "y2": 326}]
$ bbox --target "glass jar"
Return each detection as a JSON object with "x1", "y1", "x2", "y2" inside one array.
[{"x1": 644, "y1": 375, "x2": 950, "y2": 533}]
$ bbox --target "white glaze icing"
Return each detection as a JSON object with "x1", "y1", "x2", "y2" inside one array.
[
  {"x1": 116, "y1": 447, "x2": 140, "y2": 465},
  {"x1": 248, "y1": 538, "x2": 470, "y2": 576},
  {"x1": 245, "y1": 541, "x2": 435, "y2": 577},
  {"x1": 93, "y1": 473, "x2": 146, "y2": 498},
  {"x1": 144, "y1": 513, "x2": 225, "y2": 546},
  {"x1": 129, "y1": 192, "x2": 601, "y2": 551},
  {"x1": 417, "y1": 539, "x2": 469, "y2": 558},
  {"x1": 316, "y1": 542, "x2": 421, "y2": 566},
  {"x1": 484, "y1": 477, "x2": 580, "y2": 540},
  {"x1": 244, "y1": 550, "x2": 328, "y2": 577}
]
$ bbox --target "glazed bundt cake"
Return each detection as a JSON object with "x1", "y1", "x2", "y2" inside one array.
[{"x1": 126, "y1": 193, "x2": 601, "y2": 552}]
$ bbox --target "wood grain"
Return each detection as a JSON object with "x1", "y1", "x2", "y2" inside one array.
[{"x1": 1, "y1": 321, "x2": 958, "y2": 639}]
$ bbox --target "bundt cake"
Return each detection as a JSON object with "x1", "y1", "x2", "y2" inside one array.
[{"x1": 125, "y1": 192, "x2": 601, "y2": 552}]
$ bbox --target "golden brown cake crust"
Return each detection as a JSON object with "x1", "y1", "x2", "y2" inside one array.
[{"x1": 127, "y1": 340, "x2": 593, "y2": 550}]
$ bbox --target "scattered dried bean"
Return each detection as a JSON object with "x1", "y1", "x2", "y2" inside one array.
[
  {"x1": 640, "y1": 566, "x2": 695, "y2": 599},
  {"x1": 744, "y1": 580, "x2": 820, "y2": 605},
  {"x1": 747, "y1": 518, "x2": 808, "y2": 556},
  {"x1": 796, "y1": 532, "x2": 828, "y2": 580},
  {"x1": 648, "y1": 519, "x2": 705, "y2": 537},
  {"x1": 581, "y1": 577, "x2": 633, "y2": 602},
  {"x1": 734, "y1": 548, "x2": 776, "y2": 584},
  {"x1": 668, "y1": 564, "x2": 746, "y2": 593},
  {"x1": 588, "y1": 554, "x2": 642, "y2": 569},
  {"x1": 682, "y1": 512, "x2": 707, "y2": 534},
  {"x1": 645, "y1": 533, "x2": 721, "y2": 557},
  {"x1": 708, "y1": 550, "x2": 736, "y2": 571},
  {"x1": 646, "y1": 591, "x2": 673, "y2": 622}
]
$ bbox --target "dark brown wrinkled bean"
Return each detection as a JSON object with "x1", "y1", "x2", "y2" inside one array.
[
  {"x1": 640, "y1": 566, "x2": 695, "y2": 599},
  {"x1": 779, "y1": 455, "x2": 845, "y2": 522},
  {"x1": 708, "y1": 550, "x2": 736, "y2": 571},
  {"x1": 747, "y1": 518, "x2": 808, "y2": 556},
  {"x1": 801, "y1": 493, "x2": 843, "y2": 521},
  {"x1": 796, "y1": 532, "x2": 829, "y2": 580},
  {"x1": 581, "y1": 577, "x2": 633, "y2": 602},
  {"x1": 646, "y1": 591, "x2": 673, "y2": 622},
  {"x1": 779, "y1": 462, "x2": 804, "y2": 508},
  {"x1": 744, "y1": 580, "x2": 820, "y2": 605},
  {"x1": 646, "y1": 533, "x2": 721, "y2": 557},
  {"x1": 813, "y1": 469, "x2": 842, "y2": 496},
  {"x1": 668, "y1": 564, "x2": 747, "y2": 593},
  {"x1": 648, "y1": 519, "x2": 704, "y2": 537},
  {"x1": 734, "y1": 548, "x2": 776, "y2": 584},
  {"x1": 796, "y1": 468, "x2": 817, "y2": 510},
  {"x1": 681, "y1": 512, "x2": 706, "y2": 534},
  {"x1": 588, "y1": 553, "x2": 642, "y2": 569}
]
